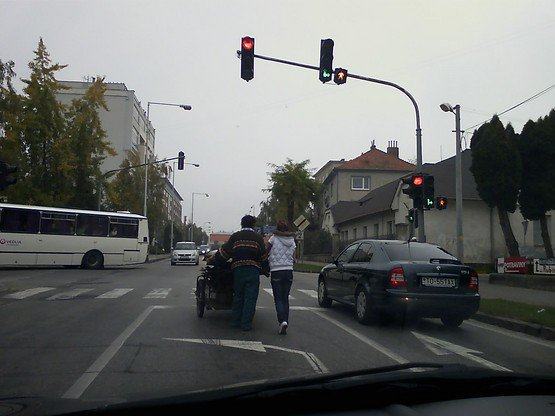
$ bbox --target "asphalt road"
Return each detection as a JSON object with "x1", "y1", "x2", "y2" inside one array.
[{"x1": 1, "y1": 260, "x2": 554, "y2": 407}]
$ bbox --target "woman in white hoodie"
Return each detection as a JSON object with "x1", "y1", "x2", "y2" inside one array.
[{"x1": 267, "y1": 220, "x2": 297, "y2": 335}]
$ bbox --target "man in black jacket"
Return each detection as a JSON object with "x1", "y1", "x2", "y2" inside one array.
[{"x1": 218, "y1": 215, "x2": 268, "y2": 331}]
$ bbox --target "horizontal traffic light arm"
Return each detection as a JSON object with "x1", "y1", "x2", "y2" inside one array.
[{"x1": 102, "y1": 156, "x2": 200, "y2": 178}]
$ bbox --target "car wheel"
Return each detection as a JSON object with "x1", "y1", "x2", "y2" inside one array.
[
  {"x1": 317, "y1": 277, "x2": 332, "y2": 308},
  {"x1": 355, "y1": 287, "x2": 373, "y2": 325},
  {"x1": 82, "y1": 250, "x2": 104, "y2": 270},
  {"x1": 441, "y1": 315, "x2": 464, "y2": 328}
]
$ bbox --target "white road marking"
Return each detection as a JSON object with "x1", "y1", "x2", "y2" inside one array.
[
  {"x1": 311, "y1": 310, "x2": 410, "y2": 366},
  {"x1": 46, "y1": 288, "x2": 93, "y2": 300},
  {"x1": 96, "y1": 288, "x2": 133, "y2": 299},
  {"x1": 4, "y1": 287, "x2": 55, "y2": 299},
  {"x1": 62, "y1": 305, "x2": 170, "y2": 399},
  {"x1": 263, "y1": 288, "x2": 295, "y2": 299},
  {"x1": 297, "y1": 289, "x2": 318, "y2": 299},
  {"x1": 144, "y1": 288, "x2": 171, "y2": 299},
  {"x1": 411, "y1": 331, "x2": 512, "y2": 372},
  {"x1": 164, "y1": 338, "x2": 267, "y2": 352},
  {"x1": 164, "y1": 338, "x2": 328, "y2": 374},
  {"x1": 466, "y1": 320, "x2": 555, "y2": 350}
]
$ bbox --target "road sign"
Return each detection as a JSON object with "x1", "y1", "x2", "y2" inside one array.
[{"x1": 293, "y1": 214, "x2": 310, "y2": 231}]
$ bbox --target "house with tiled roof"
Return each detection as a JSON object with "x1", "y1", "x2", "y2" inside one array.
[{"x1": 315, "y1": 141, "x2": 414, "y2": 233}]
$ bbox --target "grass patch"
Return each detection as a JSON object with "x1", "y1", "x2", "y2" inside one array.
[
  {"x1": 294, "y1": 262, "x2": 325, "y2": 273},
  {"x1": 480, "y1": 299, "x2": 555, "y2": 328}
]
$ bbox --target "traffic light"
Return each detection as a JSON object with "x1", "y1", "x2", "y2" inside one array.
[
  {"x1": 334, "y1": 68, "x2": 348, "y2": 85},
  {"x1": 0, "y1": 160, "x2": 17, "y2": 191},
  {"x1": 402, "y1": 173, "x2": 425, "y2": 209},
  {"x1": 407, "y1": 208, "x2": 419, "y2": 228},
  {"x1": 319, "y1": 39, "x2": 334, "y2": 83},
  {"x1": 177, "y1": 151, "x2": 185, "y2": 170},
  {"x1": 436, "y1": 196, "x2": 448, "y2": 210},
  {"x1": 423, "y1": 175, "x2": 435, "y2": 210},
  {"x1": 240, "y1": 36, "x2": 255, "y2": 82}
]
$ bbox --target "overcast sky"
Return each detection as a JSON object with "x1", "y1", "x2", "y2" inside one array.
[{"x1": 1, "y1": 0, "x2": 554, "y2": 232}]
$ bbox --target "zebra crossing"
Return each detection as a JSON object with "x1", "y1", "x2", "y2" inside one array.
[{"x1": 3, "y1": 285, "x2": 320, "y2": 302}]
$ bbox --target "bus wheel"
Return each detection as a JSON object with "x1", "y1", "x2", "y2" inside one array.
[{"x1": 82, "y1": 250, "x2": 104, "y2": 270}]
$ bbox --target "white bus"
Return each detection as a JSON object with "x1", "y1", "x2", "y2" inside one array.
[{"x1": 0, "y1": 203, "x2": 149, "y2": 268}]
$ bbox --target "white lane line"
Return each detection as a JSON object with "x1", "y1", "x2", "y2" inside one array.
[
  {"x1": 4, "y1": 287, "x2": 55, "y2": 299},
  {"x1": 297, "y1": 289, "x2": 318, "y2": 299},
  {"x1": 412, "y1": 331, "x2": 511, "y2": 372},
  {"x1": 311, "y1": 310, "x2": 409, "y2": 365},
  {"x1": 96, "y1": 288, "x2": 134, "y2": 299},
  {"x1": 144, "y1": 288, "x2": 171, "y2": 299},
  {"x1": 263, "y1": 288, "x2": 295, "y2": 299},
  {"x1": 62, "y1": 305, "x2": 170, "y2": 399},
  {"x1": 466, "y1": 319, "x2": 555, "y2": 350},
  {"x1": 46, "y1": 288, "x2": 93, "y2": 300}
]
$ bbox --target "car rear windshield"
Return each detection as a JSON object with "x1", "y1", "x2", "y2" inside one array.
[
  {"x1": 383, "y1": 243, "x2": 458, "y2": 262},
  {"x1": 175, "y1": 243, "x2": 196, "y2": 250}
]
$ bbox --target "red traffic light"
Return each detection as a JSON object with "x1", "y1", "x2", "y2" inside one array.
[
  {"x1": 436, "y1": 196, "x2": 448, "y2": 210},
  {"x1": 412, "y1": 175, "x2": 424, "y2": 186},
  {"x1": 334, "y1": 68, "x2": 348, "y2": 85},
  {"x1": 242, "y1": 37, "x2": 254, "y2": 51}
]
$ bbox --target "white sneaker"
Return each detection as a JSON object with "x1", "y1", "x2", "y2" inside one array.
[{"x1": 279, "y1": 321, "x2": 288, "y2": 335}]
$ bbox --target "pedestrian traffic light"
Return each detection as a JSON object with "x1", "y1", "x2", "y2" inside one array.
[
  {"x1": 0, "y1": 160, "x2": 17, "y2": 191},
  {"x1": 319, "y1": 39, "x2": 334, "y2": 83},
  {"x1": 423, "y1": 174, "x2": 435, "y2": 210},
  {"x1": 177, "y1": 151, "x2": 185, "y2": 170},
  {"x1": 240, "y1": 36, "x2": 255, "y2": 82},
  {"x1": 436, "y1": 196, "x2": 448, "y2": 210},
  {"x1": 334, "y1": 68, "x2": 348, "y2": 85}
]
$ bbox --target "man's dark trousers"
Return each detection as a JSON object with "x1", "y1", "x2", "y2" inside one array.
[
  {"x1": 232, "y1": 266, "x2": 260, "y2": 330},
  {"x1": 270, "y1": 270, "x2": 293, "y2": 324}
]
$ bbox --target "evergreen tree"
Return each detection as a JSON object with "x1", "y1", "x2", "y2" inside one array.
[
  {"x1": 518, "y1": 111, "x2": 555, "y2": 258},
  {"x1": 470, "y1": 115, "x2": 522, "y2": 256}
]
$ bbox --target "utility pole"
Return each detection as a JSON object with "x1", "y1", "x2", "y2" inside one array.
[
  {"x1": 441, "y1": 103, "x2": 464, "y2": 261},
  {"x1": 170, "y1": 161, "x2": 176, "y2": 250},
  {"x1": 190, "y1": 192, "x2": 209, "y2": 241}
]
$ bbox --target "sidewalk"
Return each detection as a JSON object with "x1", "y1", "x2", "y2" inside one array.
[
  {"x1": 147, "y1": 254, "x2": 171, "y2": 263},
  {"x1": 479, "y1": 276, "x2": 555, "y2": 308}
]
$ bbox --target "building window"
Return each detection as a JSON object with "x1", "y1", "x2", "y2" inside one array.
[
  {"x1": 374, "y1": 223, "x2": 379, "y2": 237},
  {"x1": 353, "y1": 228, "x2": 357, "y2": 240},
  {"x1": 363, "y1": 226, "x2": 368, "y2": 238},
  {"x1": 351, "y1": 176, "x2": 370, "y2": 191},
  {"x1": 387, "y1": 221, "x2": 393, "y2": 236}
]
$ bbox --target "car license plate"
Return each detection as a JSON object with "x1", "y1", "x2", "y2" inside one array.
[{"x1": 421, "y1": 277, "x2": 456, "y2": 288}]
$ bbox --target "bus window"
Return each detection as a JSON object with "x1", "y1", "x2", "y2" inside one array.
[
  {"x1": 0, "y1": 208, "x2": 40, "y2": 233},
  {"x1": 40, "y1": 212, "x2": 77, "y2": 235},
  {"x1": 76, "y1": 214, "x2": 109, "y2": 237},
  {"x1": 109, "y1": 217, "x2": 139, "y2": 238}
]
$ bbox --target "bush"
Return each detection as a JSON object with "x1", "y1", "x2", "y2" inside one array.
[{"x1": 303, "y1": 229, "x2": 332, "y2": 255}]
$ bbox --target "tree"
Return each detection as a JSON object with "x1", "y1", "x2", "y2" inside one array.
[
  {"x1": 106, "y1": 149, "x2": 168, "y2": 245},
  {"x1": 65, "y1": 77, "x2": 116, "y2": 209},
  {"x1": 265, "y1": 159, "x2": 320, "y2": 225},
  {"x1": 470, "y1": 115, "x2": 522, "y2": 257},
  {"x1": 518, "y1": 111, "x2": 555, "y2": 258}
]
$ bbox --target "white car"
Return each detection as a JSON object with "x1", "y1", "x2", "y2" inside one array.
[{"x1": 171, "y1": 241, "x2": 199, "y2": 265}]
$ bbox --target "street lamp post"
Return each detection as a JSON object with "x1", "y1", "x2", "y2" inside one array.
[
  {"x1": 143, "y1": 101, "x2": 192, "y2": 217},
  {"x1": 203, "y1": 221, "x2": 212, "y2": 244},
  {"x1": 440, "y1": 103, "x2": 463, "y2": 262},
  {"x1": 190, "y1": 192, "x2": 209, "y2": 241},
  {"x1": 170, "y1": 161, "x2": 177, "y2": 250}
]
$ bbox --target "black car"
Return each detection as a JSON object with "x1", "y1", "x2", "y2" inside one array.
[{"x1": 317, "y1": 240, "x2": 480, "y2": 327}]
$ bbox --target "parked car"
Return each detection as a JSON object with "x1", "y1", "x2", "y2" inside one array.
[
  {"x1": 317, "y1": 240, "x2": 480, "y2": 327},
  {"x1": 171, "y1": 241, "x2": 200, "y2": 266}
]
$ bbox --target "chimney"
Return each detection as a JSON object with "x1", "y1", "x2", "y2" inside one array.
[{"x1": 387, "y1": 140, "x2": 399, "y2": 158}]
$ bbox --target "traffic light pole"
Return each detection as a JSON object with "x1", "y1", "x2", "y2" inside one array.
[{"x1": 243, "y1": 51, "x2": 426, "y2": 241}]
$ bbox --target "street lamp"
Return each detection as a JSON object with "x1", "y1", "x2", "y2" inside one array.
[
  {"x1": 143, "y1": 101, "x2": 192, "y2": 217},
  {"x1": 190, "y1": 192, "x2": 209, "y2": 241},
  {"x1": 440, "y1": 102, "x2": 463, "y2": 262}
]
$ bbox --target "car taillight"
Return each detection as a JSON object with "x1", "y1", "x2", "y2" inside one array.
[
  {"x1": 469, "y1": 270, "x2": 479, "y2": 291},
  {"x1": 389, "y1": 267, "x2": 407, "y2": 288}
]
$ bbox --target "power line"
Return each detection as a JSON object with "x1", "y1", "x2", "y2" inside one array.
[{"x1": 464, "y1": 83, "x2": 555, "y2": 131}]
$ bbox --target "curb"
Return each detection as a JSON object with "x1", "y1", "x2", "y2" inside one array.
[
  {"x1": 473, "y1": 312, "x2": 555, "y2": 341},
  {"x1": 146, "y1": 255, "x2": 171, "y2": 263}
]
